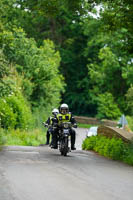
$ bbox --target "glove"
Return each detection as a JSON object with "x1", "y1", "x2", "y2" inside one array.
[
  {"x1": 43, "y1": 122, "x2": 48, "y2": 128},
  {"x1": 73, "y1": 124, "x2": 77, "y2": 128},
  {"x1": 45, "y1": 123, "x2": 48, "y2": 128}
]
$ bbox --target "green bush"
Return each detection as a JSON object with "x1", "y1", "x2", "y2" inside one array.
[
  {"x1": 6, "y1": 95, "x2": 33, "y2": 129},
  {"x1": 103, "y1": 138, "x2": 124, "y2": 160},
  {"x1": 0, "y1": 95, "x2": 33, "y2": 129},
  {"x1": 0, "y1": 128, "x2": 6, "y2": 146},
  {"x1": 0, "y1": 99, "x2": 17, "y2": 129},
  {"x1": 82, "y1": 135, "x2": 133, "y2": 165},
  {"x1": 126, "y1": 116, "x2": 133, "y2": 131},
  {"x1": 0, "y1": 50, "x2": 9, "y2": 79},
  {"x1": 82, "y1": 136, "x2": 98, "y2": 150},
  {"x1": 126, "y1": 86, "x2": 133, "y2": 115},
  {"x1": 96, "y1": 92, "x2": 121, "y2": 120}
]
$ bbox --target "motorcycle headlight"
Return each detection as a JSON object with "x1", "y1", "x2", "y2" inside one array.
[{"x1": 64, "y1": 123, "x2": 69, "y2": 128}]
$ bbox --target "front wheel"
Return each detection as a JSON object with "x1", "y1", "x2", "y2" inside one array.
[{"x1": 60, "y1": 137, "x2": 68, "y2": 156}]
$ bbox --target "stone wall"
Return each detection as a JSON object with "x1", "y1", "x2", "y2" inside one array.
[
  {"x1": 97, "y1": 125, "x2": 133, "y2": 142},
  {"x1": 75, "y1": 116, "x2": 117, "y2": 127},
  {"x1": 75, "y1": 116, "x2": 101, "y2": 125}
]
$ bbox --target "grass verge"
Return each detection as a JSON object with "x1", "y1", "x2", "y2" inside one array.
[
  {"x1": 0, "y1": 128, "x2": 46, "y2": 146},
  {"x1": 78, "y1": 123, "x2": 92, "y2": 128}
]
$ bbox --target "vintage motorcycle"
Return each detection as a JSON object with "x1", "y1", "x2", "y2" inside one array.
[
  {"x1": 57, "y1": 122, "x2": 73, "y2": 156},
  {"x1": 43, "y1": 121, "x2": 76, "y2": 156}
]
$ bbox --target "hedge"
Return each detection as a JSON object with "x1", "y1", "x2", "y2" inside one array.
[{"x1": 82, "y1": 135, "x2": 133, "y2": 166}]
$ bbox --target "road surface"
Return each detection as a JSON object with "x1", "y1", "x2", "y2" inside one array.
[{"x1": 0, "y1": 128, "x2": 133, "y2": 200}]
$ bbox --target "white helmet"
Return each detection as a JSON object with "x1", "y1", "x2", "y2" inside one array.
[
  {"x1": 52, "y1": 108, "x2": 59, "y2": 115},
  {"x1": 60, "y1": 103, "x2": 68, "y2": 108},
  {"x1": 60, "y1": 103, "x2": 69, "y2": 114}
]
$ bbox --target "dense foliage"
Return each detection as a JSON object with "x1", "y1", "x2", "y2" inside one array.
[
  {"x1": 96, "y1": 93, "x2": 121, "y2": 119},
  {"x1": 0, "y1": 1, "x2": 65, "y2": 136},
  {"x1": 1, "y1": 0, "x2": 133, "y2": 139},
  {"x1": 82, "y1": 136, "x2": 133, "y2": 166}
]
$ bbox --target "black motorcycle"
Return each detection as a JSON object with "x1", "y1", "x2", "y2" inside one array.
[
  {"x1": 58, "y1": 122, "x2": 72, "y2": 156},
  {"x1": 43, "y1": 121, "x2": 75, "y2": 156}
]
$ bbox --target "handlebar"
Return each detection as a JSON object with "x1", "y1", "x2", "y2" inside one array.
[
  {"x1": 59, "y1": 122, "x2": 77, "y2": 128},
  {"x1": 43, "y1": 121, "x2": 77, "y2": 128},
  {"x1": 42, "y1": 122, "x2": 48, "y2": 128}
]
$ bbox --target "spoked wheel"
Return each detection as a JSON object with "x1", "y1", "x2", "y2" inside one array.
[
  {"x1": 60, "y1": 148, "x2": 67, "y2": 156},
  {"x1": 60, "y1": 137, "x2": 68, "y2": 156},
  {"x1": 61, "y1": 150, "x2": 67, "y2": 156}
]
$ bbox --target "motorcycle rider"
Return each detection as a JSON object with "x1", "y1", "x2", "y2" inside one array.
[
  {"x1": 52, "y1": 103, "x2": 77, "y2": 150},
  {"x1": 44, "y1": 108, "x2": 59, "y2": 145}
]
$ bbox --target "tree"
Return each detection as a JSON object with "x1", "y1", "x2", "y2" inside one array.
[
  {"x1": 1, "y1": 0, "x2": 133, "y2": 118},
  {"x1": 82, "y1": 11, "x2": 133, "y2": 114},
  {"x1": 96, "y1": 92, "x2": 121, "y2": 120},
  {"x1": 0, "y1": 50, "x2": 12, "y2": 97},
  {"x1": 0, "y1": 28, "x2": 64, "y2": 109}
]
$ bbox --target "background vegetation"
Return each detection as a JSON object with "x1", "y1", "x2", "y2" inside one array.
[{"x1": 0, "y1": 0, "x2": 133, "y2": 145}]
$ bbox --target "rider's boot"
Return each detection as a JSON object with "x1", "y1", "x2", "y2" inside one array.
[
  {"x1": 71, "y1": 129, "x2": 76, "y2": 150},
  {"x1": 71, "y1": 145, "x2": 76, "y2": 150}
]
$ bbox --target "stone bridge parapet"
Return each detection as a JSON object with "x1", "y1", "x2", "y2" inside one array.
[{"x1": 98, "y1": 125, "x2": 133, "y2": 142}]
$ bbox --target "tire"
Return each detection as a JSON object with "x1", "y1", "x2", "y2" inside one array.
[
  {"x1": 63, "y1": 152, "x2": 67, "y2": 156},
  {"x1": 60, "y1": 137, "x2": 68, "y2": 156},
  {"x1": 63, "y1": 137, "x2": 68, "y2": 156}
]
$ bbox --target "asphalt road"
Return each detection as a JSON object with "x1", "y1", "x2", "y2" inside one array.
[{"x1": 0, "y1": 128, "x2": 133, "y2": 200}]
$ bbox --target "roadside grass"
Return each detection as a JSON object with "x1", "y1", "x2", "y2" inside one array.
[
  {"x1": 0, "y1": 128, "x2": 6, "y2": 149},
  {"x1": 78, "y1": 123, "x2": 92, "y2": 128},
  {"x1": 82, "y1": 135, "x2": 133, "y2": 166},
  {"x1": 0, "y1": 128, "x2": 46, "y2": 146}
]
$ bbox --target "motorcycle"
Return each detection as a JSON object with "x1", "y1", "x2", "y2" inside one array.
[
  {"x1": 43, "y1": 121, "x2": 76, "y2": 156},
  {"x1": 58, "y1": 122, "x2": 72, "y2": 156}
]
